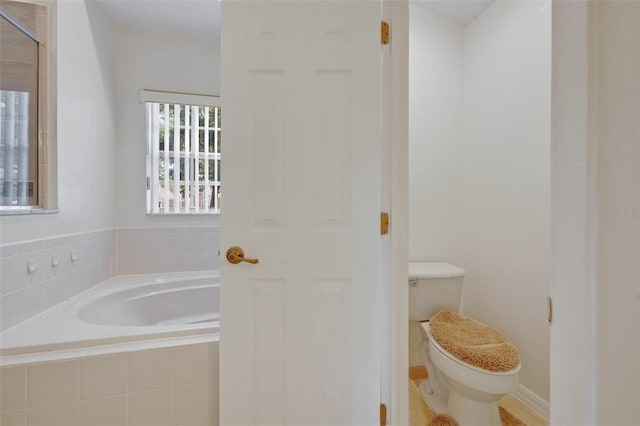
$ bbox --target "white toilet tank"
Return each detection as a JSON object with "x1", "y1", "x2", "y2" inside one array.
[{"x1": 408, "y1": 262, "x2": 465, "y2": 321}]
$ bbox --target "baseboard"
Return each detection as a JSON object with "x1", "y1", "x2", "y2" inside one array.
[{"x1": 513, "y1": 384, "x2": 550, "y2": 421}]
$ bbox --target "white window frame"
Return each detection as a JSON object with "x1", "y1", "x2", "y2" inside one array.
[{"x1": 141, "y1": 89, "x2": 221, "y2": 215}]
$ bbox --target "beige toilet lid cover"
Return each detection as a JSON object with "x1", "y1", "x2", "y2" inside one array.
[{"x1": 429, "y1": 310, "x2": 520, "y2": 372}]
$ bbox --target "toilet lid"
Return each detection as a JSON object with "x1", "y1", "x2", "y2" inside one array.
[{"x1": 429, "y1": 310, "x2": 520, "y2": 372}]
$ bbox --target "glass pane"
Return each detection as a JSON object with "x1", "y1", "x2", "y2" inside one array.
[
  {"x1": 178, "y1": 185, "x2": 186, "y2": 209},
  {"x1": 198, "y1": 185, "x2": 206, "y2": 209},
  {"x1": 208, "y1": 108, "x2": 216, "y2": 127},
  {"x1": 178, "y1": 105, "x2": 184, "y2": 125},
  {"x1": 209, "y1": 130, "x2": 215, "y2": 153},
  {"x1": 166, "y1": 184, "x2": 175, "y2": 209},
  {"x1": 206, "y1": 185, "x2": 214, "y2": 209},
  {"x1": 168, "y1": 129, "x2": 174, "y2": 151},
  {"x1": 197, "y1": 158, "x2": 205, "y2": 181},
  {"x1": 208, "y1": 160, "x2": 215, "y2": 181},
  {"x1": 159, "y1": 104, "x2": 167, "y2": 150},
  {"x1": 158, "y1": 159, "x2": 165, "y2": 182},
  {"x1": 168, "y1": 157, "x2": 175, "y2": 180},
  {"x1": 199, "y1": 129, "x2": 206, "y2": 152},
  {"x1": 0, "y1": 15, "x2": 39, "y2": 206},
  {"x1": 158, "y1": 183, "x2": 166, "y2": 209}
]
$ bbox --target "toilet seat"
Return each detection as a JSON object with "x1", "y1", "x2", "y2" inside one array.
[
  {"x1": 424, "y1": 323, "x2": 521, "y2": 395},
  {"x1": 419, "y1": 311, "x2": 521, "y2": 426},
  {"x1": 428, "y1": 326, "x2": 520, "y2": 375},
  {"x1": 429, "y1": 310, "x2": 520, "y2": 372}
]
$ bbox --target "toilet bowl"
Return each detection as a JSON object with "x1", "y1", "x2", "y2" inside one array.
[
  {"x1": 408, "y1": 263, "x2": 521, "y2": 425},
  {"x1": 421, "y1": 312, "x2": 521, "y2": 426},
  {"x1": 408, "y1": 262, "x2": 466, "y2": 414}
]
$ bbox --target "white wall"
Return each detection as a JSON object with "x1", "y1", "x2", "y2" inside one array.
[
  {"x1": 408, "y1": 4, "x2": 464, "y2": 366},
  {"x1": 0, "y1": 0, "x2": 116, "y2": 244},
  {"x1": 409, "y1": 5, "x2": 463, "y2": 264},
  {"x1": 549, "y1": 3, "x2": 595, "y2": 422},
  {"x1": 113, "y1": 25, "x2": 220, "y2": 229},
  {"x1": 460, "y1": 0, "x2": 550, "y2": 403},
  {"x1": 550, "y1": 2, "x2": 640, "y2": 423},
  {"x1": 409, "y1": 0, "x2": 550, "y2": 404},
  {"x1": 591, "y1": 1, "x2": 640, "y2": 422}
]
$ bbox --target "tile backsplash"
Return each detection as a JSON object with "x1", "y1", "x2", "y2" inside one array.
[
  {"x1": 0, "y1": 226, "x2": 220, "y2": 333},
  {"x1": 0, "y1": 230, "x2": 116, "y2": 333},
  {"x1": 116, "y1": 227, "x2": 219, "y2": 275}
]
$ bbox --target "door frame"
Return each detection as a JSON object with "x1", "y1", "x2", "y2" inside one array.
[
  {"x1": 548, "y1": 1, "x2": 595, "y2": 423},
  {"x1": 386, "y1": 1, "x2": 409, "y2": 425},
  {"x1": 389, "y1": 1, "x2": 604, "y2": 424},
  {"x1": 548, "y1": 1, "x2": 640, "y2": 424}
]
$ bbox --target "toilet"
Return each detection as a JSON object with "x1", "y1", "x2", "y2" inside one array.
[{"x1": 409, "y1": 262, "x2": 521, "y2": 426}]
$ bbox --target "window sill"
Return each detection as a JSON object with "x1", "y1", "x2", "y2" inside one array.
[
  {"x1": 0, "y1": 208, "x2": 59, "y2": 216},
  {"x1": 145, "y1": 212, "x2": 220, "y2": 216}
]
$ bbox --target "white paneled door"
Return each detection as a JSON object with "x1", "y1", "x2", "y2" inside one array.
[{"x1": 220, "y1": 1, "x2": 384, "y2": 425}]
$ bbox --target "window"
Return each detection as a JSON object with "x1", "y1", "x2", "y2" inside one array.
[
  {"x1": 0, "y1": 2, "x2": 48, "y2": 210},
  {"x1": 145, "y1": 93, "x2": 221, "y2": 214}
]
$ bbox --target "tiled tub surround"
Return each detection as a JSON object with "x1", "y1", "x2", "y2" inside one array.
[
  {"x1": 0, "y1": 227, "x2": 220, "y2": 425},
  {"x1": 0, "y1": 272, "x2": 218, "y2": 354},
  {"x1": 0, "y1": 341, "x2": 219, "y2": 426},
  {"x1": 116, "y1": 227, "x2": 220, "y2": 275},
  {"x1": 0, "y1": 272, "x2": 220, "y2": 425},
  {"x1": 0, "y1": 230, "x2": 116, "y2": 333},
  {"x1": 0, "y1": 226, "x2": 219, "y2": 333}
]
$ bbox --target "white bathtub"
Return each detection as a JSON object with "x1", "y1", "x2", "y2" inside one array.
[{"x1": 0, "y1": 271, "x2": 219, "y2": 366}]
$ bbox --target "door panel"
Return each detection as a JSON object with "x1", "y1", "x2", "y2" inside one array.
[
  {"x1": 249, "y1": 70, "x2": 286, "y2": 230},
  {"x1": 220, "y1": 2, "x2": 382, "y2": 425}
]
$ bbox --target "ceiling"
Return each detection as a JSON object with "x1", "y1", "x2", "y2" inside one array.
[
  {"x1": 413, "y1": 0, "x2": 495, "y2": 27},
  {"x1": 93, "y1": 0, "x2": 220, "y2": 41},
  {"x1": 94, "y1": 0, "x2": 492, "y2": 41}
]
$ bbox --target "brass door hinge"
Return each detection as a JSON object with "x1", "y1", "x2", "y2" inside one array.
[
  {"x1": 380, "y1": 403, "x2": 387, "y2": 426},
  {"x1": 381, "y1": 21, "x2": 390, "y2": 45},
  {"x1": 381, "y1": 212, "x2": 390, "y2": 235}
]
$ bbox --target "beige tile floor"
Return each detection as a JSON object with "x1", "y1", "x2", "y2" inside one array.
[{"x1": 409, "y1": 366, "x2": 548, "y2": 426}]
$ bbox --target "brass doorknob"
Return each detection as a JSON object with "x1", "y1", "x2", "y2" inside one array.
[{"x1": 226, "y1": 246, "x2": 259, "y2": 264}]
